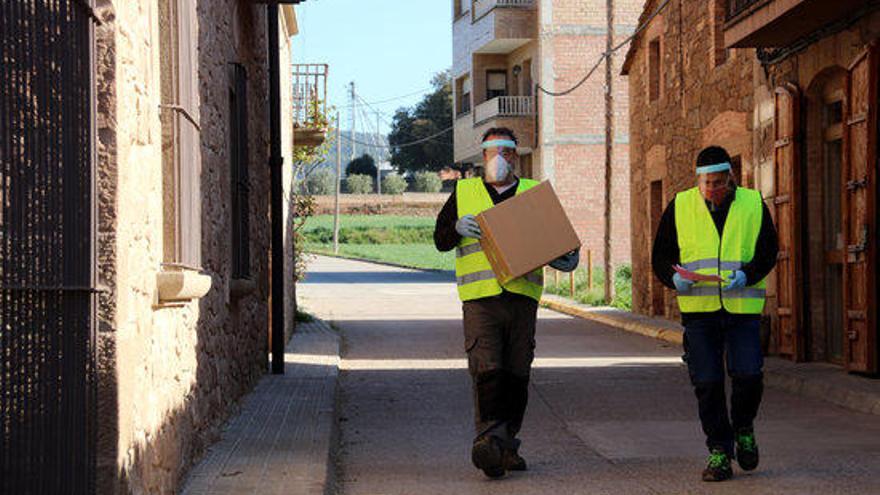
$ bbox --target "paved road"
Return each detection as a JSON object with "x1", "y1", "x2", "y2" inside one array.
[{"x1": 299, "y1": 255, "x2": 880, "y2": 495}]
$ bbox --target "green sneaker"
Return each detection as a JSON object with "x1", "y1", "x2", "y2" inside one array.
[
  {"x1": 702, "y1": 448, "x2": 733, "y2": 482},
  {"x1": 735, "y1": 428, "x2": 760, "y2": 471}
]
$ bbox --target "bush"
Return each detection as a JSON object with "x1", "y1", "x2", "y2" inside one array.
[
  {"x1": 382, "y1": 173, "x2": 407, "y2": 195},
  {"x1": 413, "y1": 171, "x2": 442, "y2": 193},
  {"x1": 346, "y1": 154, "x2": 377, "y2": 177},
  {"x1": 306, "y1": 169, "x2": 336, "y2": 195},
  {"x1": 345, "y1": 174, "x2": 373, "y2": 194}
]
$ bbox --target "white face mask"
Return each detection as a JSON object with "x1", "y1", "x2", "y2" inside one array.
[{"x1": 484, "y1": 153, "x2": 511, "y2": 184}]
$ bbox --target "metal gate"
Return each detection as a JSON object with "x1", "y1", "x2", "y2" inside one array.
[{"x1": 1, "y1": 1, "x2": 98, "y2": 493}]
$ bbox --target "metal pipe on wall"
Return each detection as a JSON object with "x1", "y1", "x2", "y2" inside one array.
[{"x1": 268, "y1": 4, "x2": 285, "y2": 374}]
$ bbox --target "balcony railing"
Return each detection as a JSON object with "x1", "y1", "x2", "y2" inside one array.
[
  {"x1": 474, "y1": 96, "x2": 535, "y2": 124},
  {"x1": 726, "y1": 0, "x2": 771, "y2": 21},
  {"x1": 473, "y1": 0, "x2": 535, "y2": 21},
  {"x1": 292, "y1": 63, "x2": 328, "y2": 129}
]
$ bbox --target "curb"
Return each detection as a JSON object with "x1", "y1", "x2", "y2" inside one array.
[
  {"x1": 540, "y1": 294, "x2": 880, "y2": 417},
  {"x1": 541, "y1": 295, "x2": 684, "y2": 345}
]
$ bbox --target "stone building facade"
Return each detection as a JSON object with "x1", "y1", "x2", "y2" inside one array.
[
  {"x1": 625, "y1": 0, "x2": 879, "y2": 375},
  {"x1": 92, "y1": 1, "x2": 301, "y2": 492},
  {"x1": 452, "y1": 0, "x2": 642, "y2": 268},
  {"x1": 622, "y1": 0, "x2": 756, "y2": 323}
]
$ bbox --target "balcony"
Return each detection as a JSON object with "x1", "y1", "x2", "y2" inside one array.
[
  {"x1": 455, "y1": 96, "x2": 535, "y2": 163},
  {"x1": 470, "y1": 0, "x2": 536, "y2": 54},
  {"x1": 724, "y1": 0, "x2": 871, "y2": 48},
  {"x1": 291, "y1": 63, "x2": 328, "y2": 148},
  {"x1": 473, "y1": 0, "x2": 535, "y2": 21},
  {"x1": 474, "y1": 95, "x2": 534, "y2": 124}
]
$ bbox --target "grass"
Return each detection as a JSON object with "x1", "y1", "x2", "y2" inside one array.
[
  {"x1": 302, "y1": 215, "x2": 453, "y2": 271},
  {"x1": 305, "y1": 242, "x2": 454, "y2": 271},
  {"x1": 544, "y1": 264, "x2": 632, "y2": 310}
]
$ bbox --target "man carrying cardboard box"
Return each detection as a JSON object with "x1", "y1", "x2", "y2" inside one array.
[
  {"x1": 434, "y1": 128, "x2": 579, "y2": 479},
  {"x1": 651, "y1": 146, "x2": 778, "y2": 482}
]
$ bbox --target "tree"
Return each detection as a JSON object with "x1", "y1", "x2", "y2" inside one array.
[
  {"x1": 388, "y1": 70, "x2": 453, "y2": 174},
  {"x1": 346, "y1": 153, "x2": 377, "y2": 177}
]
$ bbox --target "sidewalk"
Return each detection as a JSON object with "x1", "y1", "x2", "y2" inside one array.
[
  {"x1": 542, "y1": 294, "x2": 880, "y2": 417},
  {"x1": 181, "y1": 319, "x2": 340, "y2": 495}
]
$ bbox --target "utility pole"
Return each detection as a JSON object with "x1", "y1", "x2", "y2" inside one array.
[
  {"x1": 334, "y1": 112, "x2": 341, "y2": 254},
  {"x1": 350, "y1": 81, "x2": 356, "y2": 167},
  {"x1": 603, "y1": 0, "x2": 614, "y2": 305},
  {"x1": 376, "y1": 111, "x2": 382, "y2": 195}
]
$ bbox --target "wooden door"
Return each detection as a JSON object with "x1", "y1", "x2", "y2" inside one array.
[
  {"x1": 843, "y1": 45, "x2": 878, "y2": 374},
  {"x1": 773, "y1": 83, "x2": 804, "y2": 360}
]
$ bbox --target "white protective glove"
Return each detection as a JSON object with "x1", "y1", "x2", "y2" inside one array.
[{"x1": 455, "y1": 214, "x2": 482, "y2": 239}]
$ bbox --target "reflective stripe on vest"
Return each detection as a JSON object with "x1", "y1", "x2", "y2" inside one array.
[
  {"x1": 674, "y1": 187, "x2": 767, "y2": 314},
  {"x1": 455, "y1": 178, "x2": 544, "y2": 302}
]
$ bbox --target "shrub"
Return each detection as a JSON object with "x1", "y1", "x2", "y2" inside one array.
[
  {"x1": 345, "y1": 174, "x2": 373, "y2": 194},
  {"x1": 413, "y1": 171, "x2": 442, "y2": 193},
  {"x1": 382, "y1": 173, "x2": 407, "y2": 195},
  {"x1": 306, "y1": 169, "x2": 336, "y2": 195}
]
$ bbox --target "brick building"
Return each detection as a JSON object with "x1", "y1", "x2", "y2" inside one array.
[
  {"x1": 1, "y1": 1, "x2": 325, "y2": 493},
  {"x1": 452, "y1": 0, "x2": 642, "y2": 268},
  {"x1": 624, "y1": 0, "x2": 879, "y2": 374}
]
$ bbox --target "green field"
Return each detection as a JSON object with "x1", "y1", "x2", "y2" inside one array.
[{"x1": 303, "y1": 215, "x2": 454, "y2": 271}]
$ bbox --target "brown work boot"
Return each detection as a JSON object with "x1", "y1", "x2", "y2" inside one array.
[
  {"x1": 502, "y1": 448, "x2": 527, "y2": 471},
  {"x1": 471, "y1": 436, "x2": 505, "y2": 478}
]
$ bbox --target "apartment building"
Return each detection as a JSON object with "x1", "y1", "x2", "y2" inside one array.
[{"x1": 452, "y1": 0, "x2": 642, "y2": 267}]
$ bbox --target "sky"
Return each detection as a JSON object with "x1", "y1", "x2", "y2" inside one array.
[{"x1": 291, "y1": 0, "x2": 453, "y2": 136}]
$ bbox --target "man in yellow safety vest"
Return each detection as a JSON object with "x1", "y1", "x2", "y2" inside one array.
[
  {"x1": 652, "y1": 146, "x2": 778, "y2": 482},
  {"x1": 434, "y1": 127, "x2": 579, "y2": 478}
]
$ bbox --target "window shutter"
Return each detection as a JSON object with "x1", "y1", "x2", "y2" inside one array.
[
  {"x1": 842, "y1": 43, "x2": 878, "y2": 373},
  {"x1": 177, "y1": 0, "x2": 201, "y2": 267},
  {"x1": 773, "y1": 82, "x2": 803, "y2": 360},
  {"x1": 230, "y1": 64, "x2": 250, "y2": 280}
]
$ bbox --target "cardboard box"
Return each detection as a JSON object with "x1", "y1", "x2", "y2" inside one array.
[{"x1": 476, "y1": 181, "x2": 582, "y2": 284}]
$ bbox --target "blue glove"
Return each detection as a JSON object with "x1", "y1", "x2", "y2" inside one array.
[
  {"x1": 672, "y1": 272, "x2": 694, "y2": 293},
  {"x1": 455, "y1": 214, "x2": 482, "y2": 239},
  {"x1": 549, "y1": 249, "x2": 580, "y2": 272},
  {"x1": 723, "y1": 270, "x2": 747, "y2": 291}
]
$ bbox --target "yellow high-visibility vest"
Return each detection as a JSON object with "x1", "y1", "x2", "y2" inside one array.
[
  {"x1": 674, "y1": 187, "x2": 767, "y2": 314},
  {"x1": 455, "y1": 178, "x2": 544, "y2": 302}
]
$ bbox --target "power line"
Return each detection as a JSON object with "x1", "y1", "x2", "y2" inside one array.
[
  {"x1": 339, "y1": 125, "x2": 454, "y2": 149},
  {"x1": 356, "y1": 93, "x2": 453, "y2": 149},
  {"x1": 536, "y1": 0, "x2": 671, "y2": 97},
  {"x1": 336, "y1": 85, "x2": 435, "y2": 109}
]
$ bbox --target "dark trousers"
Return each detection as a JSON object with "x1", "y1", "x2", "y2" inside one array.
[
  {"x1": 683, "y1": 314, "x2": 764, "y2": 455},
  {"x1": 463, "y1": 291, "x2": 538, "y2": 449}
]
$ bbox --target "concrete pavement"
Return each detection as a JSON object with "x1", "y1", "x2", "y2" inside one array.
[{"x1": 300, "y1": 255, "x2": 880, "y2": 495}]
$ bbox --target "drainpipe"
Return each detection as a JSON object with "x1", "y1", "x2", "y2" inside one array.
[{"x1": 268, "y1": 5, "x2": 285, "y2": 374}]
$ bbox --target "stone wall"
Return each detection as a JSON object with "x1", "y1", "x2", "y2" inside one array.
[
  {"x1": 93, "y1": 2, "x2": 294, "y2": 492},
  {"x1": 624, "y1": 0, "x2": 755, "y2": 319}
]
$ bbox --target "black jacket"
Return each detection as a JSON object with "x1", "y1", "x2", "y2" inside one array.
[
  {"x1": 651, "y1": 187, "x2": 779, "y2": 323},
  {"x1": 434, "y1": 178, "x2": 520, "y2": 252}
]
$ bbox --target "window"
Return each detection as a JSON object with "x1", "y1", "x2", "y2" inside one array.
[
  {"x1": 456, "y1": 74, "x2": 472, "y2": 116},
  {"x1": 159, "y1": 0, "x2": 202, "y2": 268},
  {"x1": 712, "y1": 0, "x2": 729, "y2": 67},
  {"x1": 229, "y1": 64, "x2": 250, "y2": 280},
  {"x1": 648, "y1": 37, "x2": 662, "y2": 102},
  {"x1": 487, "y1": 70, "x2": 507, "y2": 100}
]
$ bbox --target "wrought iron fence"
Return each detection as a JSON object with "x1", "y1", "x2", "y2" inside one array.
[
  {"x1": 291, "y1": 63, "x2": 328, "y2": 129},
  {"x1": 1, "y1": 1, "x2": 98, "y2": 493}
]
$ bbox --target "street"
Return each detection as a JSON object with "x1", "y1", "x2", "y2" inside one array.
[{"x1": 299, "y1": 255, "x2": 880, "y2": 495}]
